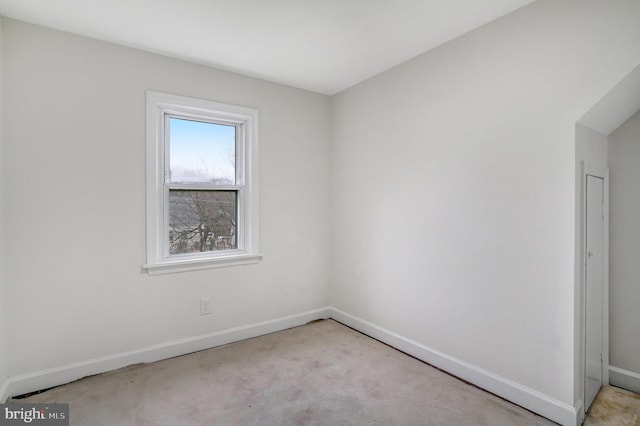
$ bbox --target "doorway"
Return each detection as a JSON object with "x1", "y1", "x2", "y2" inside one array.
[{"x1": 582, "y1": 166, "x2": 609, "y2": 414}]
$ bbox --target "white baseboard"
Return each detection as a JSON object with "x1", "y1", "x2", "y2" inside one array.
[
  {"x1": 5, "y1": 307, "x2": 331, "y2": 400},
  {"x1": 609, "y1": 365, "x2": 640, "y2": 393},
  {"x1": 328, "y1": 307, "x2": 579, "y2": 426},
  {"x1": 0, "y1": 378, "x2": 10, "y2": 403}
]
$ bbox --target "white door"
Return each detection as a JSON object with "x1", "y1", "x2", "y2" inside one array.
[{"x1": 585, "y1": 174, "x2": 604, "y2": 411}]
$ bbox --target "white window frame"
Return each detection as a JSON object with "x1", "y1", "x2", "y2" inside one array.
[{"x1": 143, "y1": 91, "x2": 261, "y2": 275}]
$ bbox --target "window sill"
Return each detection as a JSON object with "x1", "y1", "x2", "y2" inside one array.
[{"x1": 143, "y1": 252, "x2": 263, "y2": 275}]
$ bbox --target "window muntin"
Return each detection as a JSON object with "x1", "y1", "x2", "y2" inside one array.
[{"x1": 145, "y1": 91, "x2": 260, "y2": 274}]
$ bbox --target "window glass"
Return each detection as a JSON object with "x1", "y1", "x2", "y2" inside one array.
[
  {"x1": 169, "y1": 117, "x2": 236, "y2": 184},
  {"x1": 168, "y1": 190, "x2": 238, "y2": 254}
]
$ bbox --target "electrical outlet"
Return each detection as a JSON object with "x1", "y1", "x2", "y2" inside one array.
[{"x1": 200, "y1": 297, "x2": 213, "y2": 316}]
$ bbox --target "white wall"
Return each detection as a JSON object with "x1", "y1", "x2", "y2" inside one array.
[
  {"x1": 1, "y1": 18, "x2": 331, "y2": 377},
  {"x1": 0, "y1": 16, "x2": 10, "y2": 401},
  {"x1": 331, "y1": 0, "x2": 640, "y2": 406},
  {"x1": 608, "y1": 110, "x2": 640, "y2": 380},
  {"x1": 573, "y1": 123, "x2": 608, "y2": 404},
  {"x1": 575, "y1": 125, "x2": 608, "y2": 170}
]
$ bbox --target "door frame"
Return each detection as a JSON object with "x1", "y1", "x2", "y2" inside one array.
[{"x1": 580, "y1": 162, "x2": 610, "y2": 415}]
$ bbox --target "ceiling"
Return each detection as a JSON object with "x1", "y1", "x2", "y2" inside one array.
[
  {"x1": 0, "y1": 0, "x2": 535, "y2": 95},
  {"x1": 578, "y1": 64, "x2": 640, "y2": 136}
]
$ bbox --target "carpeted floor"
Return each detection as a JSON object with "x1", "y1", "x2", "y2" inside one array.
[
  {"x1": 584, "y1": 385, "x2": 640, "y2": 426},
  {"x1": 13, "y1": 320, "x2": 557, "y2": 425}
]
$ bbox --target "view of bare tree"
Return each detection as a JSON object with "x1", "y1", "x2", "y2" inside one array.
[{"x1": 168, "y1": 190, "x2": 237, "y2": 254}]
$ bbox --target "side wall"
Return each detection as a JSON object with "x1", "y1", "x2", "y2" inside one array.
[
  {"x1": 608, "y1": 110, "x2": 640, "y2": 393},
  {"x1": 0, "y1": 16, "x2": 10, "y2": 403},
  {"x1": 2, "y1": 18, "x2": 331, "y2": 383},
  {"x1": 331, "y1": 0, "x2": 640, "y2": 410},
  {"x1": 575, "y1": 125, "x2": 609, "y2": 170}
]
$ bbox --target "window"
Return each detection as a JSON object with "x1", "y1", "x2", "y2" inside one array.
[{"x1": 144, "y1": 91, "x2": 260, "y2": 274}]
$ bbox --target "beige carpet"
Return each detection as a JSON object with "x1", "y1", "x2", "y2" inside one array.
[
  {"x1": 14, "y1": 320, "x2": 555, "y2": 425},
  {"x1": 584, "y1": 385, "x2": 640, "y2": 426}
]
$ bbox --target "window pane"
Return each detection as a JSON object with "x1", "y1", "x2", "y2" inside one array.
[
  {"x1": 169, "y1": 117, "x2": 235, "y2": 184},
  {"x1": 169, "y1": 190, "x2": 237, "y2": 254}
]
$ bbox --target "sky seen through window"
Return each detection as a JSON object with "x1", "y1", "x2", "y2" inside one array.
[{"x1": 169, "y1": 117, "x2": 236, "y2": 184}]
